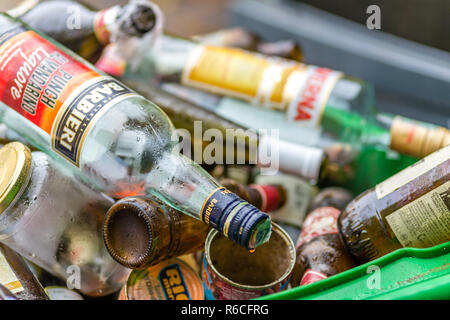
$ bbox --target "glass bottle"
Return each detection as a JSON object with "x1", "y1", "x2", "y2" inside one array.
[
  {"x1": 291, "y1": 207, "x2": 357, "y2": 287},
  {"x1": 338, "y1": 145, "x2": 450, "y2": 262},
  {"x1": 0, "y1": 142, "x2": 130, "y2": 296},
  {"x1": 103, "y1": 196, "x2": 210, "y2": 269},
  {"x1": 219, "y1": 178, "x2": 286, "y2": 213},
  {"x1": 0, "y1": 243, "x2": 48, "y2": 300},
  {"x1": 0, "y1": 14, "x2": 271, "y2": 249},
  {"x1": 118, "y1": 80, "x2": 328, "y2": 182},
  {"x1": 10, "y1": 0, "x2": 159, "y2": 63}
]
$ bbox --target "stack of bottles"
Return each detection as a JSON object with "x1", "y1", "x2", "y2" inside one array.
[{"x1": 0, "y1": 0, "x2": 447, "y2": 300}]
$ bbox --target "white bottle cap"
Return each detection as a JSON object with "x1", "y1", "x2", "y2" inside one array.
[{"x1": 257, "y1": 135, "x2": 324, "y2": 181}]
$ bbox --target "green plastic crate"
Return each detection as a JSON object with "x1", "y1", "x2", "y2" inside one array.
[{"x1": 260, "y1": 241, "x2": 450, "y2": 300}]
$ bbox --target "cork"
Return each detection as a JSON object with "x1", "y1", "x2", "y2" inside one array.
[{"x1": 390, "y1": 116, "x2": 450, "y2": 158}]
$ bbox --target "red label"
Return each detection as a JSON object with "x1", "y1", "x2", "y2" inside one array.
[
  {"x1": 293, "y1": 67, "x2": 333, "y2": 121},
  {"x1": 296, "y1": 206, "x2": 340, "y2": 248},
  {"x1": 250, "y1": 184, "x2": 281, "y2": 212},
  {"x1": 300, "y1": 269, "x2": 327, "y2": 286},
  {"x1": 0, "y1": 29, "x2": 100, "y2": 134}
]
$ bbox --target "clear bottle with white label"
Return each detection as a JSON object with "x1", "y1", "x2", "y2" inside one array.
[{"x1": 338, "y1": 145, "x2": 450, "y2": 262}]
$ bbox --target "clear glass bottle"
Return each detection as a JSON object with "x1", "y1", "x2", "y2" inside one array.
[
  {"x1": 0, "y1": 14, "x2": 271, "y2": 249},
  {"x1": 11, "y1": 0, "x2": 158, "y2": 63},
  {"x1": 0, "y1": 142, "x2": 130, "y2": 296}
]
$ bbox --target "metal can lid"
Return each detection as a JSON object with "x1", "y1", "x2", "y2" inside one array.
[
  {"x1": 0, "y1": 142, "x2": 32, "y2": 215},
  {"x1": 125, "y1": 258, "x2": 204, "y2": 300}
]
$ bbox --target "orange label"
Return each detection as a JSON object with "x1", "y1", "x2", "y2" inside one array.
[{"x1": 0, "y1": 28, "x2": 136, "y2": 166}]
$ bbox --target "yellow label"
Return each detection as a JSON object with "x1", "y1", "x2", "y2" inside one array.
[
  {"x1": 183, "y1": 45, "x2": 269, "y2": 100},
  {"x1": 376, "y1": 145, "x2": 450, "y2": 199},
  {"x1": 0, "y1": 251, "x2": 24, "y2": 294},
  {"x1": 386, "y1": 180, "x2": 450, "y2": 248},
  {"x1": 182, "y1": 45, "x2": 301, "y2": 110}
]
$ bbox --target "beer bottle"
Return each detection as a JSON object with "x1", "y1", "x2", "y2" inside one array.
[
  {"x1": 10, "y1": 0, "x2": 159, "y2": 63},
  {"x1": 291, "y1": 207, "x2": 357, "y2": 287},
  {"x1": 309, "y1": 187, "x2": 353, "y2": 212},
  {"x1": 219, "y1": 178, "x2": 287, "y2": 213},
  {"x1": 103, "y1": 197, "x2": 210, "y2": 269},
  {"x1": 0, "y1": 142, "x2": 129, "y2": 296},
  {"x1": 0, "y1": 243, "x2": 48, "y2": 300},
  {"x1": 338, "y1": 145, "x2": 450, "y2": 262},
  {"x1": 0, "y1": 14, "x2": 271, "y2": 250}
]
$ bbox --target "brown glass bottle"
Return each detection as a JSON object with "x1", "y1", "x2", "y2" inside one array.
[
  {"x1": 0, "y1": 244, "x2": 48, "y2": 300},
  {"x1": 103, "y1": 197, "x2": 210, "y2": 269},
  {"x1": 219, "y1": 178, "x2": 287, "y2": 213},
  {"x1": 338, "y1": 145, "x2": 450, "y2": 262},
  {"x1": 291, "y1": 207, "x2": 357, "y2": 287},
  {"x1": 309, "y1": 187, "x2": 353, "y2": 212}
]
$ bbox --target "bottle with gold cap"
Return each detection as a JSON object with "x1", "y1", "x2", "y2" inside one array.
[
  {"x1": 0, "y1": 243, "x2": 48, "y2": 300},
  {"x1": 103, "y1": 196, "x2": 210, "y2": 269},
  {"x1": 0, "y1": 142, "x2": 129, "y2": 296},
  {"x1": 338, "y1": 145, "x2": 450, "y2": 262}
]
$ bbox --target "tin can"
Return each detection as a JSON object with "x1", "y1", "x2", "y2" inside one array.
[
  {"x1": 202, "y1": 222, "x2": 296, "y2": 300},
  {"x1": 118, "y1": 258, "x2": 204, "y2": 300}
]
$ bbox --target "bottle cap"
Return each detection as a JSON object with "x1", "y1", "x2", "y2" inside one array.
[
  {"x1": 103, "y1": 197, "x2": 168, "y2": 269},
  {"x1": 201, "y1": 187, "x2": 272, "y2": 249},
  {"x1": 257, "y1": 135, "x2": 325, "y2": 181},
  {"x1": 0, "y1": 143, "x2": 31, "y2": 215}
]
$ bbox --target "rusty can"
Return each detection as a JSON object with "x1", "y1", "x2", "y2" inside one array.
[
  {"x1": 118, "y1": 258, "x2": 204, "y2": 300},
  {"x1": 202, "y1": 222, "x2": 295, "y2": 300}
]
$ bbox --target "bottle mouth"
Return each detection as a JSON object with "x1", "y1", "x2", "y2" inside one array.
[{"x1": 103, "y1": 199, "x2": 153, "y2": 269}]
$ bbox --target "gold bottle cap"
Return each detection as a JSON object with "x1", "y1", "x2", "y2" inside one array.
[
  {"x1": 0, "y1": 142, "x2": 32, "y2": 215},
  {"x1": 390, "y1": 116, "x2": 450, "y2": 158}
]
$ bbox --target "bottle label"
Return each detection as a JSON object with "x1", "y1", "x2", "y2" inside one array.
[
  {"x1": 126, "y1": 259, "x2": 203, "y2": 300},
  {"x1": 158, "y1": 263, "x2": 191, "y2": 300},
  {"x1": 44, "y1": 286, "x2": 84, "y2": 300},
  {"x1": 285, "y1": 66, "x2": 342, "y2": 129},
  {"x1": 0, "y1": 251, "x2": 24, "y2": 294},
  {"x1": 385, "y1": 180, "x2": 450, "y2": 248},
  {"x1": 375, "y1": 145, "x2": 450, "y2": 200},
  {"x1": 296, "y1": 206, "x2": 340, "y2": 249},
  {"x1": 300, "y1": 269, "x2": 328, "y2": 286},
  {"x1": 182, "y1": 45, "x2": 340, "y2": 122},
  {"x1": 0, "y1": 28, "x2": 137, "y2": 166},
  {"x1": 200, "y1": 187, "x2": 246, "y2": 238},
  {"x1": 390, "y1": 116, "x2": 450, "y2": 158},
  {"x1": 255, "y1": 173, "x2": 318, "y2": 227}
]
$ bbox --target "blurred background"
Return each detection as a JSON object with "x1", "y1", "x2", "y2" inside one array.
[{"x1": 1, "y1": 0, "x2": 449, "y2": 126}]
